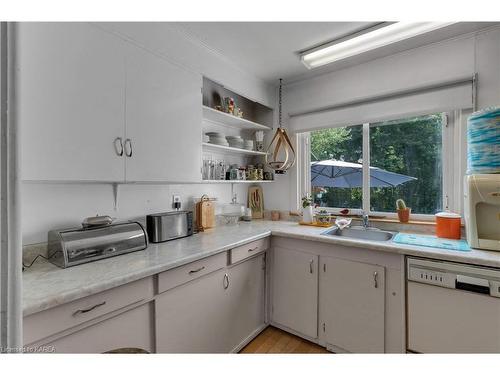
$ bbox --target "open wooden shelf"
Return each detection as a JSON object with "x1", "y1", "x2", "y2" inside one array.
[{"x1": 202, "y1": 106, "x2": 271, "y2": 131}]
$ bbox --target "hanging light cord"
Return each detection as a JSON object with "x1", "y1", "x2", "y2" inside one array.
[{"x1": 278, "y1": 78, "x2": 282, "y2": 128}]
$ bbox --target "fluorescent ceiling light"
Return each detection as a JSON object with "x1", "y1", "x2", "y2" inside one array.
[{"x1": 301, "y1": 22, "x2": 457, "y2": 69}]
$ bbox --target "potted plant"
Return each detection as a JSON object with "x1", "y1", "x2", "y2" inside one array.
[
  {"x1": 301, "y1": 195, "x2": 314, "y2": 223},
  {"x1": 315, "y1": 209, "x2": 331, "y2": 225},
  {"x1": 396, "y1": 199, "x2": 411, "y2": 223}
]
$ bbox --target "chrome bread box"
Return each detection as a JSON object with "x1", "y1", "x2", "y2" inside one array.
[
  {"x1": 146, "y1": 211, "x2": 193, "y2": 243},
  {"x1": 48, "y1": 222, "x2": 147, "y2": 268}
]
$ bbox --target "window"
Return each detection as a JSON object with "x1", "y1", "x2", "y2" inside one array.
[
  {"x1": 311, "y1": 125, "x2": 363, "y2": 209},
  {"x1": 304, "y1": 112, "x2": 455, "y2": 219},
  {"x1": 369, "y1": 114, "x2": 443, "y2": 214}
]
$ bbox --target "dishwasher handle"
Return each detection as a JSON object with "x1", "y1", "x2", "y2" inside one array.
[{"x1": 455, "y1": 275, "x2": 490, "y2": 295}]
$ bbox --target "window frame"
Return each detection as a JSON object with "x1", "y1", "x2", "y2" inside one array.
[{"x1": 298, "y1": 110, "x2": 467, "y2": 221}]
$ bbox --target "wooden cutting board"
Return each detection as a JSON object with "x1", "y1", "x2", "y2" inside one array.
[
  {"x1": 248, "y1": 186, "x2": 264, "y2": 219},
  {"x1": 196, "y1": 195, "x2": 215, "y2": 231}
]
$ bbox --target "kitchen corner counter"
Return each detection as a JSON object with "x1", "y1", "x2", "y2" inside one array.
[{"x1": 23, "y1": 220, "x2": 500, "y2": 316}]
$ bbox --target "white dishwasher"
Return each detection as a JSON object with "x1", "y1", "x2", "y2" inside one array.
[{"x1": 407, "y1": 257, "x2": 500, "y2": 353}]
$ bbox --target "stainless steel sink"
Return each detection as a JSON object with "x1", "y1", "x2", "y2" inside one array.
[{"x1": 322, "y1": 226, "x2": 396, "y2": 242}]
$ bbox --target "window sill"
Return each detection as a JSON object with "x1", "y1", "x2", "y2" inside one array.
[{"x1": 289, "y1": 211, "x2": 465, "y2": 229}]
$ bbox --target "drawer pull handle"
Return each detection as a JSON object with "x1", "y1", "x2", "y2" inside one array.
[
  {"x1": 223, "y1": 273, "x2": 230, "y2": 289},
  {"x1": 309, "y1": 259, "x2": 314, "y2": 274},
  {"x1": 248, "y1": 247, "x2": 259, "y2": 252},
  {"x1": 373, "y1": 271, "x2": 378, "y2": 288},
  {"x1": 189, "y1": 266, "x2": 205, "y2": 275},
  {"x1": 73, "y1": 301, "x2": 106, "y2": 316}
]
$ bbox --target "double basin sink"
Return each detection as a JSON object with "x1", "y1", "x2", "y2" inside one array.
[{"x1": 322, "y1": 226, "x2": 396, "y2": 242}]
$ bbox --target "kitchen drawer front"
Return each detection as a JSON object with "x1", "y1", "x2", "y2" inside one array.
[
  {"x1": 157, "y1": 251, "x2": 227, "y2": 294},
  {"x1": 230, "y1": 238, "x2": 269, "y2": 264},
  {"x1": 24, "y1": 276, "x2": 154, "y2": 345},
  {"x1": 37, "y1": 302, "x2": 154, "y2": 353}
]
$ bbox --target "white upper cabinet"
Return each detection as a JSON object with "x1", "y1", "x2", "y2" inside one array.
[
  {"x1": 18, "y1": 23, "x2": 127, "y2": 182},
  {"x1": 320, "y1": 257, "x2": 385, "y2": 353},
  {"x1": 18, "y1": 23, "x2": 203, "y2": 183},
  {"x1": 124, "y1": 48, "x2": 202, "y2": 183}
]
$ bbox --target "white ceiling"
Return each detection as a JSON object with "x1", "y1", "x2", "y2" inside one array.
[
  {"x1": 174, "y1": 22, "x2": 376, "y2": 83},
  {"x1": 173, "y1": 22, "x2": 499, "y2": 84}
]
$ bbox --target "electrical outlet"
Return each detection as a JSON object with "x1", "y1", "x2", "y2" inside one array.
[{"x1": 172, "y1": 195, "x2": 181, "y2": 210}]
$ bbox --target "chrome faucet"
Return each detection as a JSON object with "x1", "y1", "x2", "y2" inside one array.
[{"x1": 361, "y1": 211, "x2": 369, "y2": 229}]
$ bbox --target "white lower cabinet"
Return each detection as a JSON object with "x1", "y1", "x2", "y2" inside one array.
[
  {"x1": 225, "y1": 254, "x2": 266, "y2": 350},
  {"x1": 42, "y1": 303, "x2": 154, "y2": 353},
  {"x1": 24, "y1": 237, "x2": 404, "y2": 353},
  {"x1": 155, "y1": 254, "x2": 266, "y2": 353},
  {"x1": 271, "y1": 246, "x2": 318, "y2": 339},
  {"x1": 320, "y1": 257, "x2": 385, "y2": 353},
  {"x1": 270, "y1": 237, "x2": 404, "y2": 353},
  {"x1": 155, "y1": 268, "x2": 229, "y2": 353}
]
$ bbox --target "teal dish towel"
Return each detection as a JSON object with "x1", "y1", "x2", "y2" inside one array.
[
  {"x1": 467, "y1": 106, "x2": 500, "y2": 174},
  {"x1": 393, "y1": 233, "x2": 471, "y2": 252}
]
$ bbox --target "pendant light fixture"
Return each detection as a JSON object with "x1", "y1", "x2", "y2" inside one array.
[{"x1": 266, "y1": 79, "x2": 295, "y2": 174}]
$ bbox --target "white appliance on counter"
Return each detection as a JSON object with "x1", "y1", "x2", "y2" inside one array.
[
  {"x1": 464, "y1": 174, "x2": 500, "y2": 251},
  {"x1": 407, "y1": 257, "x2": 500, "y2": 353}
]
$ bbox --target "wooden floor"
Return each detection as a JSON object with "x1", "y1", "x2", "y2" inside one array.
[{"x1": 240, "y1": 326, "x2": 330, "y2": 354}]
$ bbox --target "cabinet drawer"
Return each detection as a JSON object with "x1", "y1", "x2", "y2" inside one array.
[
  {"x1": 41, "y1": 303, "x2": 154, "y2": 353},
  {"x1": 230, "y1": 238, "x2": 269, "y2": 264},
  {"x1": 157, "y1": 252, "x2": 227, "y2": 294},
  {"x1": 24, "y1": 276, "x2": 154, "y2": 345}
]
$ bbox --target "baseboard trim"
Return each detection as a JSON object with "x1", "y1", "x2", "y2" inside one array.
[
  {"x1": 269, "y1": 321, "x2": 331, "y2": 350},
  {"x1": 231, "y1": 323, "x2": 269, "y2": 353}
]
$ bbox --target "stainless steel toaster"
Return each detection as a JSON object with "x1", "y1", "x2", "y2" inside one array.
[
  {"x1": 146, "y1": 211, "x2": 193, "y2": 243},
  {"x1": 48, "y1": 221, "x2": 147, "y2": 268}
]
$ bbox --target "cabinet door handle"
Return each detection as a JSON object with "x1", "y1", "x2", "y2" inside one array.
[
  {"x1": 248, "y1": 246, "x2": 259, "y2": 252},
  {"x1": 124, "y1": 138, "x2": 133, "y2": 157},
  {"x1": 73, "y1": 301, "x2": 106, "y2": 316},
  {"x1": 373, "y1": 271, "x2": 378, "y2": 288},
  {"x1": 223, "y1": 273, "x2": 230, "y2": 289},
  {"x1": 188, "y1": 266, "x2": 205, "y2": 275},
  {"x1": 114, "y1": 137, "x2": 124, "y2": 156},
  {"x1": 309, "y1": 259, "x2": 314, "y2": 274}
]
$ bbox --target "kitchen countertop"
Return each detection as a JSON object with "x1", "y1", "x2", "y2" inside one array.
[{"x1": 23, "y1": 220, "x2": 500, "y2": 316}]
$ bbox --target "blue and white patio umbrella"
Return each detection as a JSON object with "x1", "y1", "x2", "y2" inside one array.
[{"x1": 311, "y1": 160, "x2": 417, "y2": 188}]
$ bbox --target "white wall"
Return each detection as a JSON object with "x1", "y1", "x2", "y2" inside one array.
[
  {"x1": 20, "y1": 22, "x2": 276, "y2": 245},
  {"x1": 22, "y1": 182, "x2": 252, "y2": 245},
  {"x1": 275, "y1": 26, "x2": 500, "y2": 212}
]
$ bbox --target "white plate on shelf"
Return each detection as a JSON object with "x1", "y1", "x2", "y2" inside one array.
[
  {"x1": 208, "y1": 137, "x2": 227, "y2": 143},
  {"x1": 208, "y1": 140, "x2": 229, "y2": 146},
  {"x1": 206, "y1": 132, "x2": 225, "y2": 137}
]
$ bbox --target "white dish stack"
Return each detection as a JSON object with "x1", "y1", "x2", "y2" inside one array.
[
  {"x1": 205, "y1": 132, "x2": 229, "y2": 146},
  {"x1": 226, "y1": 136, "x2": 244, "y2": 149},
  {"x1": 205, "y1": 132, "x2": 256, "y2": 150},
  {"x1": 243, "y1": 140, "x2": 254, "y2": 151}
]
